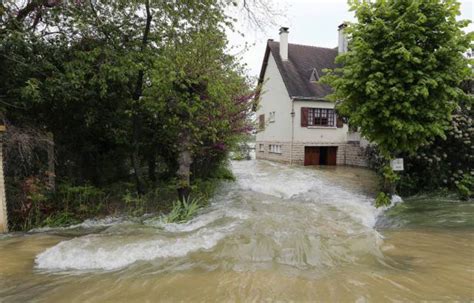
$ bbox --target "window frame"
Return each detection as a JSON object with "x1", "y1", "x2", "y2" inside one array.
[
  {"x1": 307, "y1": 108, "x2": 336, "y2": 127},
  {"x1": 269, "y1": 111, "x2": 276, "y2": 123},
  {"x1": 268, "y1": 144, "x2": 282, "y2": 154}
]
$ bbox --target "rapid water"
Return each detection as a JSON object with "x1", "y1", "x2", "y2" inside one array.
[{"x1": 0, "y1": 160, "x2": 473, "y2": 302}]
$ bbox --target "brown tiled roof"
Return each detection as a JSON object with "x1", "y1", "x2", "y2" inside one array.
[{"x1": 258, "y1": 40, "x2": 338, "y2": 100}]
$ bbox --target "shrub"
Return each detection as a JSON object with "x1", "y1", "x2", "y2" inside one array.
[
  {"x1": 162, "y1": 196, "x2": 203, "y2": 223},
  {"x1": 375, "y1": 192, "x2": 391, "y2": 208},
  {"x1": 456, "y1": 174, "x2": 473, "y2": 200}
]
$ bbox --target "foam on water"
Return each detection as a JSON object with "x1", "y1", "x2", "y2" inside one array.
[
  {"x1": 145, "y1": 207, "x2": 251, "y2": 233},
  {"x1": 232, "y1": 160, "x2": 379, "y2": 228},
  {"x1": 35, "y1": 160, "x2": 383, "y2": 272},
  {"x1": 30, "y1": 217, "x2": 131, "y2": 233},
  {"x1": 36, "y1": 223, "x2": 238, "y2": 271}
]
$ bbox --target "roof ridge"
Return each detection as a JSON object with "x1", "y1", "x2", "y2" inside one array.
[{"x1": 269, "y1": 40, "x2": 336, "y2": 51}]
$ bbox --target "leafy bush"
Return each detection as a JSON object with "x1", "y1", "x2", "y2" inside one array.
[
  {"x1": 122, "y1": 191, "x2": 148, "y2": 216},
  {"x1": 42, "y1": 212, "x2": 81, "y2": 228},
  {"x1": 375, "y1": 192, "x2": 391, "y2": 208},
  {"x1": 55, "y1": 183, "x2": 107, "y2": 216},
  {"x1": 456, "y1": 174, "x2": 473, "y2": 200}
]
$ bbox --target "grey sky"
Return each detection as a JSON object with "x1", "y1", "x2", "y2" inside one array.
[{"x1": 228, "y1": 0, "x2": 473, "y2": 79}]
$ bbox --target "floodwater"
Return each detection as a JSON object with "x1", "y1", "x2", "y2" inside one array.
[{"x1": 0, "y1": 160, "x2": 473, "y2": 302}]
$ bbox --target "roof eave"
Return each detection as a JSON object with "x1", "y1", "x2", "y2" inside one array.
[{"x1": 291, "y1": 96, "x2": 331, "y2": 102}]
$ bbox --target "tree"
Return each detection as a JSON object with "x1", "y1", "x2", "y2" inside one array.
[
  {"x1": 1, "y1": 0, "x2": 253, "y2": 198},
  {"x1": 321, "y1": 0, "x2": 472, "y2": 204},
  {"x1": 397, "y1": 79, "x2": 473, "y2": 199},
  {"x1": 146, "y1": 2, "x2": 254, "y2": 200}
]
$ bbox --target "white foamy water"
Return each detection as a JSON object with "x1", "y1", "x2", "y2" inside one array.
[
  {"x1": 35, "y1": 160, "x2": 383, "y2": 271},
  {"x1": 30, "y1": 217, "x2": 131, "y2": 233},
  {"x1": 36, "y1": 223, "x2": 238, "y2": 271}
]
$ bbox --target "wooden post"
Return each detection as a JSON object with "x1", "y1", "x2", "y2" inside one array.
[{"x1": 0, "y1": 125, "x2": 7, "y2": 233}]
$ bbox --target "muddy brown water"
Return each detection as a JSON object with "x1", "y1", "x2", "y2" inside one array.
[{"x1": 0, "y1": 161, "x2": 473, "y2": 302}]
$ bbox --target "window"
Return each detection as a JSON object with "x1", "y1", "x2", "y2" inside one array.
[
  {"x1": 269, "y1": 144, "x2": 282, "y2": 154},
  {"x1": 302, "y1": 108, "x2": 336, "y2": 127},
  {"x1": 259, "y1": 144, "x2": 265, "y2": 152},
  {"x1": 258, "y1": 114, "x2": 265, "y2": 130},
  {"x1": 269, "y1": 111, "x2": 276, "y2": 123}
]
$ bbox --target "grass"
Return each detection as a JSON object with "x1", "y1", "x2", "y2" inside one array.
[{"x1": 162, "y1": 196, "x2": 203, "y2": 224}]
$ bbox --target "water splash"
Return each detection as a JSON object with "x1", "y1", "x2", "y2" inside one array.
[{"x1": 35, "y1": 160, "x2": 383, "y2": 271}]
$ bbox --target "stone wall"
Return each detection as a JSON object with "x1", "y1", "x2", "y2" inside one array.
[
  {"x1": 255, "y1": 141, "x2": 291, "y2": 163},
  {"x1": 0, "y1": 133, "x2": 7, "y2": 233},
  {"x1": 256, "y1": 140, "x2": 368, "y2": 167},
  {"x1": 342, "y1": 142, "x2": 369, "y2": 167}
]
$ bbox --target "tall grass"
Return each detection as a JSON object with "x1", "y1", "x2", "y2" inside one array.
[{"x1": 162, "y1": 196, "x2": 203, "y2": 223}]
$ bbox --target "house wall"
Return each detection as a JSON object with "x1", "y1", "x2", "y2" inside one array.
[
  {"x1": 254, "y1": 54, "x2": 367, "y2": 167},
  {"x1": 292, "y1": 100, "x2": 348, "y2": 143},
  {"x1": 256, "y1": 141, "x2": 368, "y2": 167},
  {"x1": 255, "y1": 53, "x2": 292, "y2": 143}
]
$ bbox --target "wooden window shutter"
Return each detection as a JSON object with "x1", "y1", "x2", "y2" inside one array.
[
  {"x1": 301, "y1": 107, "x2": 309, "y2": 127},
  {"x1": 336, "y1": 115, "x2": 344, "y2": 128},
  {"x1": 259, "y1": 114, "x2": 265, "y2": 130}
]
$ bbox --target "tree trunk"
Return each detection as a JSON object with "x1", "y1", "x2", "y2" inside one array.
[
  {"x1": 130, "y1": 152, "x2": 144, "y2": 195},
  {"x1": 130, "y1": 0, "x2": 152, "y2": 195},
  {"x1": 177, "y1": 133, "x2": 192, "y2": 201},
  {"x1": 46, "y1": 132, "x2": 55, "y2": 192},
  {"x1": 147, "y1": 152, "x2": 156, "y2": 184}
]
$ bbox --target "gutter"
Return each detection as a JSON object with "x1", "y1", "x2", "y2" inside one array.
[{"x1": 291, "y1": 96, "x2": 329, "y2": 102}]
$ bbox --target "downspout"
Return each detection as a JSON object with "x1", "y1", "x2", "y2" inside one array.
[{"x1": 290, "y1": 98, "x2": 295, "y2": 165}]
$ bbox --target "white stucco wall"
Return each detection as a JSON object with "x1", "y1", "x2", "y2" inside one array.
[
  {"x1": 293, "y1": 100, "x2": 348, "y2": 143},
  {"x1": 255, "y1": 53, "x2": 292, "y2": 143}
]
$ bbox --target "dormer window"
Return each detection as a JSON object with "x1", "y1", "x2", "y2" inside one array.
[{"x1": 310, "y1": 68, "x2": 319, "y2": 82}]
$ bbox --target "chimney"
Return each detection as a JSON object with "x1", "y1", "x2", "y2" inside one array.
[
  {"x1": 279, "y1": 27, "x2": 289, "y2": 61},
  {"x1": 338, "y1": 22, "x2": 348, "y2": 54}
]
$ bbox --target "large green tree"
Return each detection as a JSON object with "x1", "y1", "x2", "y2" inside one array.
[
  {"x1": 321, "y1": 0, "x2": 472, "y2": 203},
  {"x1": 322, "y1": 0, "x2": 472, "y2": 157}
]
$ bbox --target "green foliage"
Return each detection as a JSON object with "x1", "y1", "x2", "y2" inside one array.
[
  {"x1": 42, "y1": 212, "x2": 81, "y2": 228},
  {"x1": 2, "y1": 0, "x2": 252, "y2": 230},
  {"x1": 396, "y1": 88, "x2": 473, "y2": 196},
  {"x1": 382, "y1": 165, "x2": 400, "y2": 184},
  {"x1": 321, "y1": 0, "x2": 473, "y2": 157},
  {"x1": 375, "y1": 192, "x2": 391, "y2": 208},
  {"x1": 56, "y1": 183, "x2": 107, "y2": 216},
  {"x1": 122, "y1": 191, "x2": 148, "y2": 216},
  {"x1": 162, "y1": 196, "x2": 203, "y2": 224},
  {"x1": 455, "y1": 174, "x2": 473, "y2": 201}
]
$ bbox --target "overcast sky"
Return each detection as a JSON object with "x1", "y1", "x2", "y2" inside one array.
[{"x1": 228, "y1": 0, "x2": 474, "y2": 79}]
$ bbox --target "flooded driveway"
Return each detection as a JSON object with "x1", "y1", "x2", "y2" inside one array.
[{"x1": 0, "y1": 160, "x2": 473, "y2": 302}]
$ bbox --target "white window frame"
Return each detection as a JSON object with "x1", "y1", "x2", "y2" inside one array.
[
  {"x1": 268, "y1": 144, "x2": 282, "y2": 154},
  {"x1": 269, "y1": 111, "x2": 276, "y2": 123}
]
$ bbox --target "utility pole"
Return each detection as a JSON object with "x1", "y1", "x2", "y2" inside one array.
[{"x1": 0, "y1": 125, "x2": 7, "y2": 233}]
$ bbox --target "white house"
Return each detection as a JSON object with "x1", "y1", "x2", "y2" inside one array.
[{"x1": 255, "y1": 25, "x2": 367, "y2": 166}]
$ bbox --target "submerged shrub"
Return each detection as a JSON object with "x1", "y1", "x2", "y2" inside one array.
[
  {"x1": 375, "y1": 192, "x2": 391, "y2": 208},
  {"x1": 456, "y1": 174, "x2": 473, "y2": 201},
  {"x1": 162, "y1": 196, "x2": 203, "y2": 223}
]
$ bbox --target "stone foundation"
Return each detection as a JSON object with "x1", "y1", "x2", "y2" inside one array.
[{"x1": 256, "y1": 141, "x2": 368, "y2": 167}]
